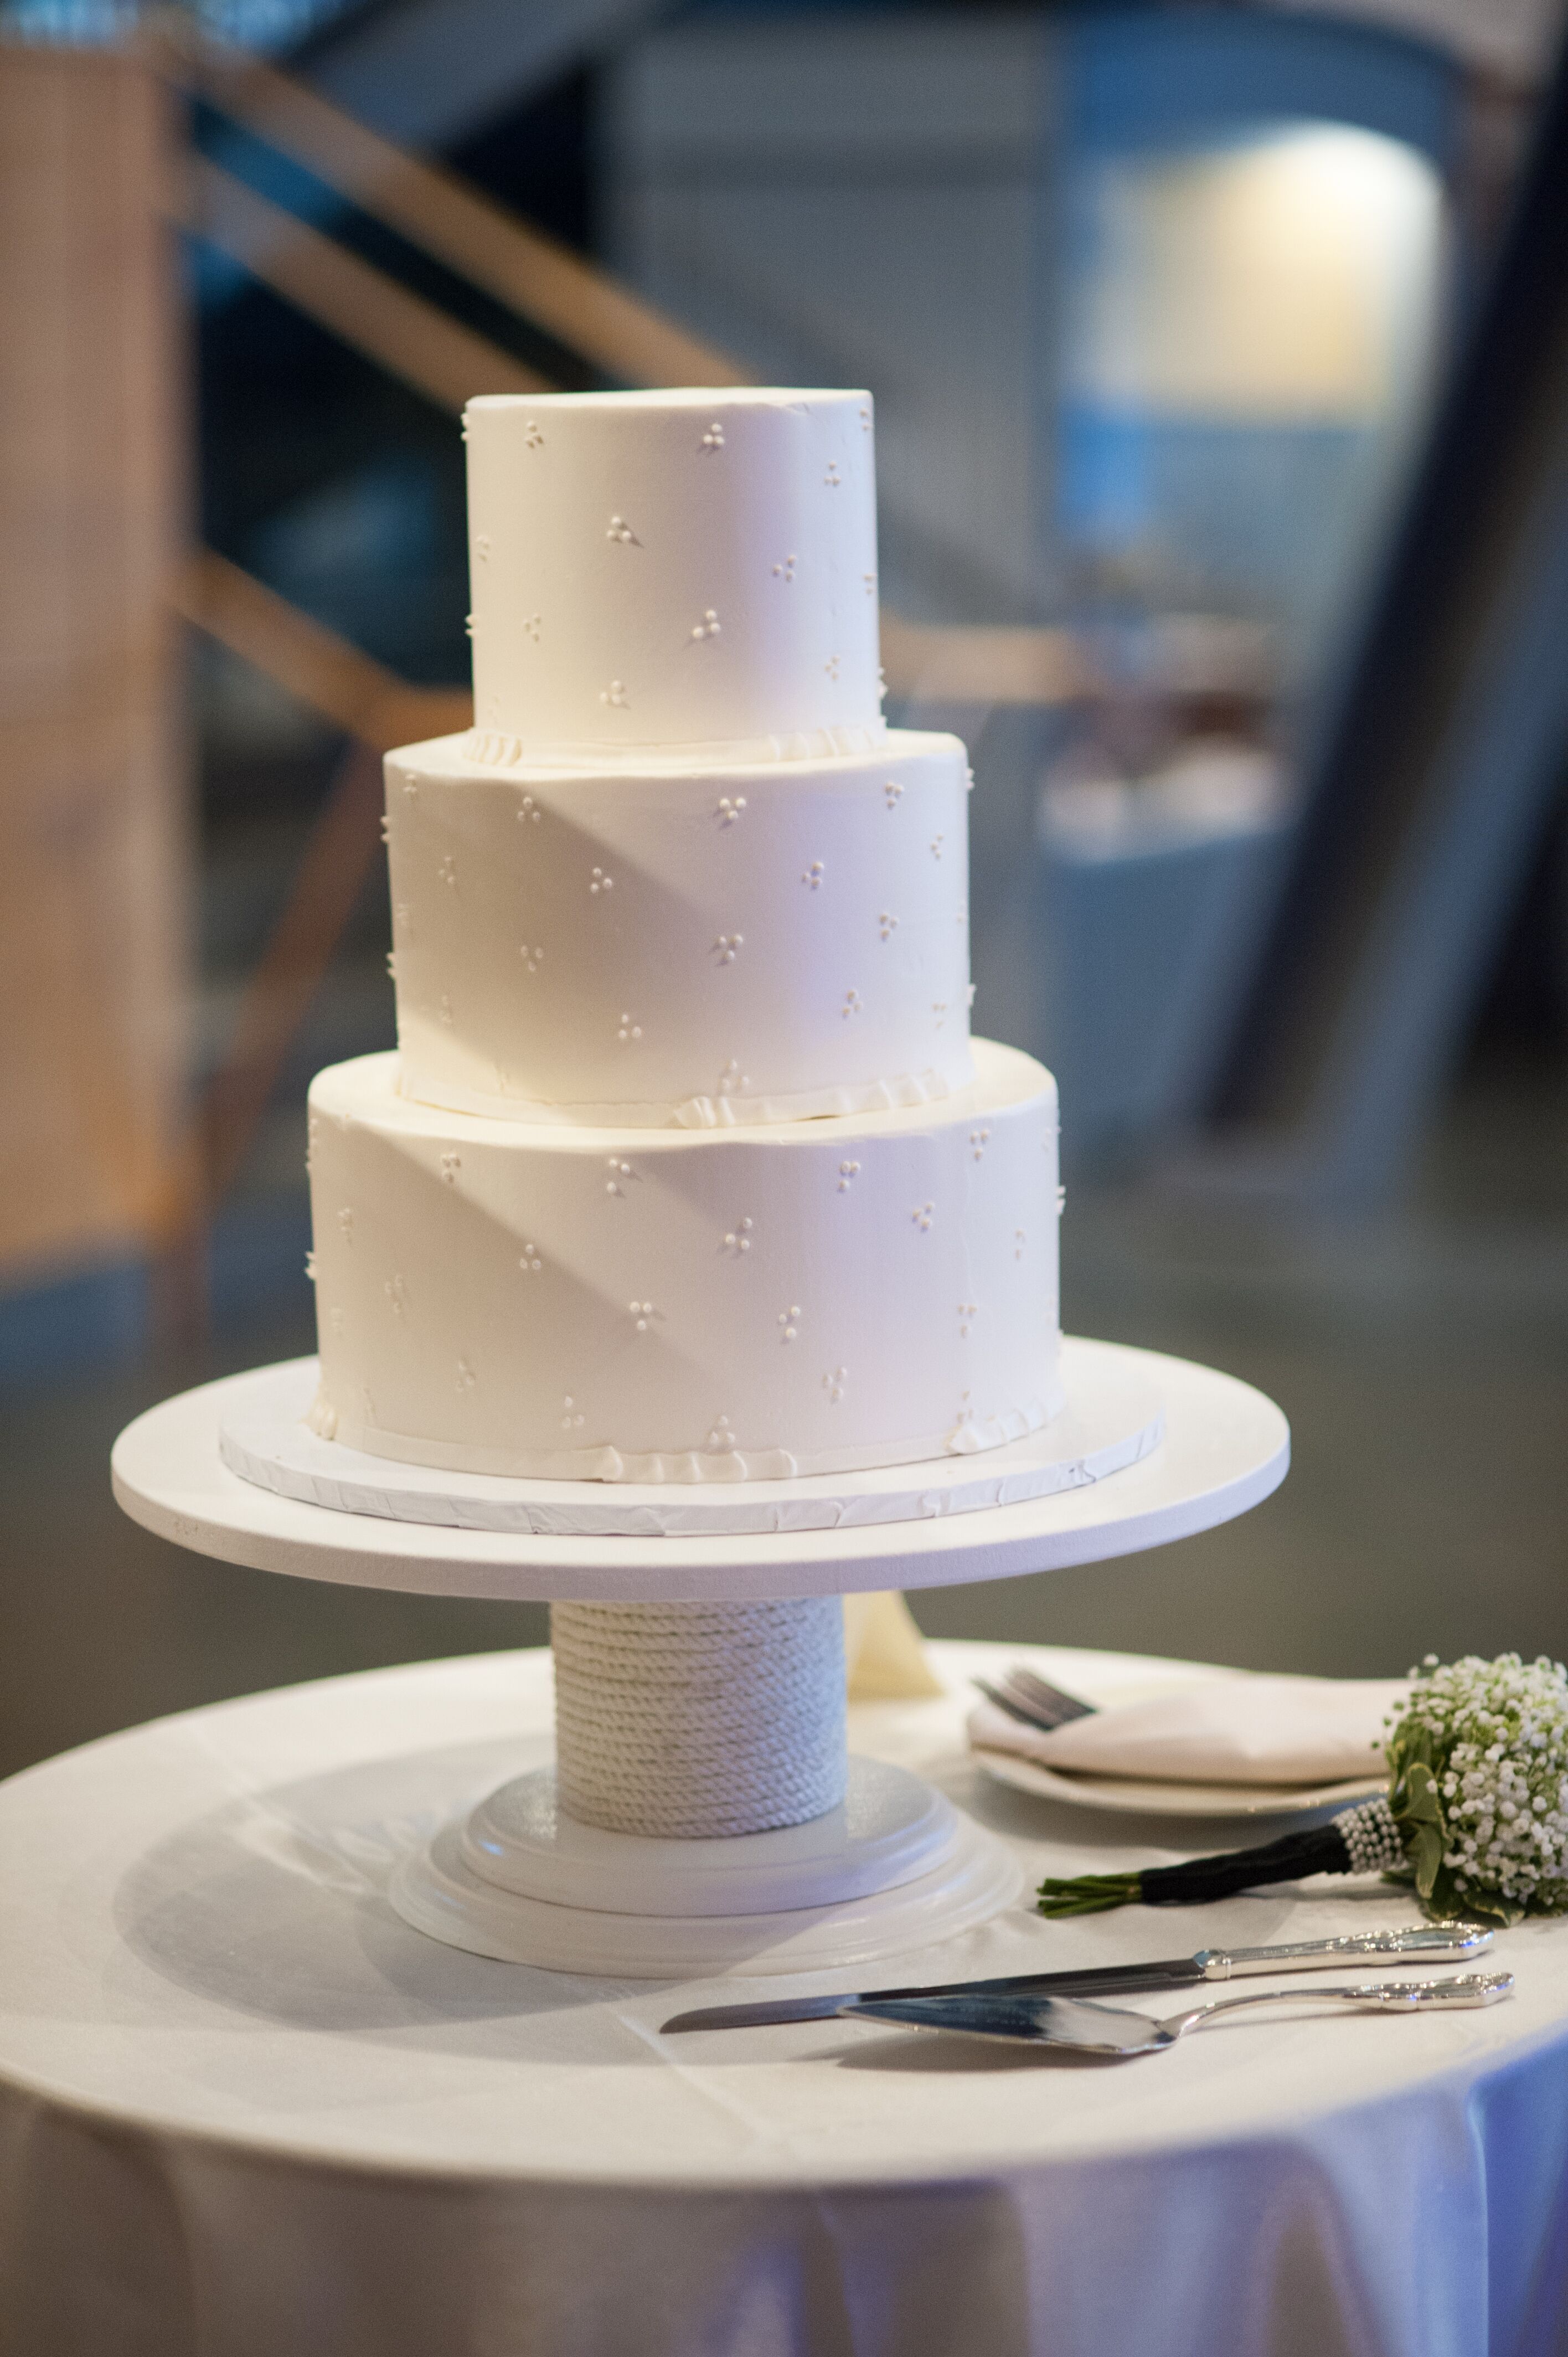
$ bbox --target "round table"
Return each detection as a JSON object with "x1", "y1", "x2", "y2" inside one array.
[{"x1": 1, "y1": 1641, "x2": 1564, "y2": 2357}]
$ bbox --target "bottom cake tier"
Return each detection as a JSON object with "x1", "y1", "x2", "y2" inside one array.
[{"x1": 305, "y1": 1039, "x2": 1062, "y2": 1483}]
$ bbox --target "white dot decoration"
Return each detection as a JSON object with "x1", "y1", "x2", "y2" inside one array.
[
  {"x1": 967, "y1": 982, "x2": 978, "y2": 1007},
  {"x1": 878, "y1": 911, "x2": 898, "y2": 941},
  {"x1": 523, "y1": 614, "x2": 541, "y2": 642},
  {"x1": 723, "y1": 1217, "x2": 755, "y2": 1255},
  {"x1": 385, "y1": 1274, "x2": 406, "y2": 1318},
  {"x1": 912, "y1": 1201, "x2": 935, "y2": 1231},
  {"x1": 777, "y1": 1306, "x2": 801, "y2": 1342},
  {"x1": 859, "y1": 405, "x2": 870, "y2": 431},
  {"x1": 385, "y1": 951, "x2": 396, "y2": 979},
  {"x1": 863, "y1": 572, "x2": 876, "y2": 595},
  {"x1": 1014, "y1": 1229, "x2": 1028, "y2": 1259},
  {"x1": 616, "y1": 1012, "x2": 643, "y2": 1044},
  {"x1": 474, "y1": 534, "x2": 491, "y2": 561},
  {"x1": 520, "y1": 944, "x2": 544, "y2": 974},
  {"x1": 706, "y1": 1416, "x2": 736, "y2": 1453},
  {"x1": 932, "y1": 1002, "x2": 948, "y2": 1030},
  {"x1": 379, "y1": 814, "x2": 390, "y2": 844},
  {"x1": 440, "y1": 1152, "x2": 460, "y2": 1185},
  {"x1": 337, "y1": 1207, "x2": 354, "y2": 1242},
  {"x1": 970, "y1": 1128, "x2": 991, "y2": 1162},
  {"x1": 842, "y1": 989, "x2": 863, "y2": 1018},
  {"x1": 606, "y1": 514, "x2": 637, "y2": 544},
  {"x1": 329, "y1": 1306, "x2": 344, "y2": 1336},
  {"x1": 823, "y1": 1367, "x2": 848, "y2": 1404},
  {"x1": 824, "y1": 461, "x2": 842, "y2": 487},
  {"x1": 930, "y1": 835, "x2": 945, "y2": 861},
  {"x1": 717, "y1": 1059, "x2": 750, "y2": 1097},
  {"x1": 700, "y1": 420, "x2": 725, "y2": 452},
  {"x1": 401, "y1": 779, "x2": 417, "y2": 800},
  {"x1": 1058, "y1": 1185, "x2": 1068, "y2": 1211},
  {"x1": 713, "y1": 933, "x2": 743, "y2": 965},
  {"x1": 439, "y1": 994, "x2": 453, "y2": 1027},
  {"x1": 958, "y1": 1301, "x2": 978, "y2": 1338},
  {"x1": 519, "y1": 1244, "x2": 543, "y2": 1273},
  {"x1": 304, "y1": 1251, "x2": 317, "y2": 1282},
  {"x1": 691, "y1": 609, "x2": 722, "y2": 642},
  {"x1": 836, "y1": 1160, "x2": 860, "y2": 1193},
  {"x1": 518, "y1": 796, "x2": 541, "y2": 824},
  {"x1": 884, "y1": 780, "x2": 903, "y2": 809},
  {"x1": 824, "y1": 653, "x2": 840, "y2": 681},
  {"x1": 628, "y1": 1300, "x2": 661, "y2": 1334},
  {"x1": 561, "y1": 1394, "x2": 586, "y2": 1432},
  {"x1": 523, "y1": 421, "x2": 543, "y2": 449},
  {"x1": 590, "y1": 867, "x2": 613, "y2": 894},
  {"x1": 464, "y1": 613, "x2": 474, "y2": 640},
  {"x1": 605, "y1": 1157, "x2": 636, "y2": 1197},
  {"x1": 966, "y1": 765, "x2": 976, "y2": 792},
  {"x1": 600, "y1": 681, "x2": 629, "y2": 709},
  {"x1": 772, "y1": 553, "x2": 797, "y2": 581},
  {"x1": 802, "y1": 861, "x2": 825, "y2": 889},
  {"x1": 456, "y1": 1359, "x2": 476, "y2": 1391},
  {"x1": 437, "y1": 853, "x2": 457, "y2": 887},
  {"x1": 716, "y1": 796, "x2": 747, "y2": 825}
]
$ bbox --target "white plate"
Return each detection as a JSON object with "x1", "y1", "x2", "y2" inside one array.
[{"x1": 974, "y1": 1746, "x2": 1386, "y2": 1820}]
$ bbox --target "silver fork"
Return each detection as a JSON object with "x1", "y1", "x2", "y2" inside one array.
[
  {"x1": 973, "y1": 1666, "x2": 1098, "y2": 1733},
  {"x1": 852, "y1": 1970, "x2": 1515, "y2": 2056}
]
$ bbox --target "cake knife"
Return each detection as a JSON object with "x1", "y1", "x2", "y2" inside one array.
[{"x1": 658, "y1": 1925, "x2": 1493, "y2": 2034}]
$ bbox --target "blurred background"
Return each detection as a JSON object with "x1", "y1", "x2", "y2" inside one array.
[{"x1": 2, "y1": 0, "x2": 1565, "y2": 1778}]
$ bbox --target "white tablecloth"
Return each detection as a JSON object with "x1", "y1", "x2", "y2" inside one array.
[{"x1": 1, "y1": 1641, "x2": 1565, "y2": 2357}]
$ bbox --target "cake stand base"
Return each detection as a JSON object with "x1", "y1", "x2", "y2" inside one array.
[{"x1": 390, "y1": 1756, "x2": 1020, "y2": 1975}]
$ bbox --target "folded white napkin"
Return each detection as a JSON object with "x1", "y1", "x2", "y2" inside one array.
[{"x1": 969, "y1": 1675, "x2": 1410, "y2": 1787}]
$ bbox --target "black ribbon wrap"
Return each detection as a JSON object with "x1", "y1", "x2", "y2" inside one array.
[{"x1": 1136, "y1": 1823, "x2": 1350, "y2": 1906}]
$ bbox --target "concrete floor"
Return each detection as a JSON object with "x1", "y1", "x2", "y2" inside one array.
[{"x1": 2, "y1": 1064, "x2": 1564, "y2": 1783}]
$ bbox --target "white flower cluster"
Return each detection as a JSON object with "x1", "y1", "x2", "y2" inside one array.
[{"x1": 1394, "y1": 1653, "x2": 1568, "y2": 1912}]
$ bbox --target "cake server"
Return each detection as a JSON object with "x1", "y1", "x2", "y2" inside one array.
[
  {"x1": 850, "y1": 1969, "x2": 1514, "y2": 2056},
  {"x1": 658, "y1": 1924, "x2": 1493, "y2": 2034}
]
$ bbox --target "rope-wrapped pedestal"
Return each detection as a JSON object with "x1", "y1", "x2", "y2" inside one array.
[
  {"x1": 389, "y1": 1594, "x2": 1018, "y2": 1972},
  {"x1": 551, "y1": 1598, "x2": 847, "y2": 1839}
]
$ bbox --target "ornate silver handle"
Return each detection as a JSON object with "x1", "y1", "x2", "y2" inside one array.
[
  {"x1": 1174, "y1": 1970, "x2": 1513, "y2": 2037},
  {"x1": 1196, "y1": 1925, "x2": 1494, "y2": 1979}
]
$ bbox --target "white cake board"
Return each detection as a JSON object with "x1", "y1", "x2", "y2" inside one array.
[
  {"x1": 111, "y1": 1336, "x2": 1288, "y2": 1977},
  {"x1": 215, "y1": 1350, "x2": 1164, "y2": 1540},
  {"x1": 112, "y1": 1336, "x2": 1286, "y2": 1602}
]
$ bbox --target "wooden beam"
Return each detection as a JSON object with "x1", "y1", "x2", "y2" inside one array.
[
  {"x1": 174, "y1": 549, "x2": 471, "y2": 749},
  {"x1": 0, "y1": 52, "x2": 192, "y2": 1284},
  {"x1": 162, "y1": 30, "x2": 750, "y2": 392},
  {"x1": 174, "y1": 155, "x2": 548, "y2": 411}
]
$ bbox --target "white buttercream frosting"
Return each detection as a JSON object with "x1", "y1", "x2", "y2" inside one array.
[
  {"x1": 306, "y1": 1043, "x2": 1061, "y2": 1484},
  {"x1": 386, "y1": 730, "x2": 973, "y2": 1129},
  {"x1": 465, "y1": 388, "x2": 882, "y2": 754},
  {"x1": 301, "y1": 387, "x2": 1065, "y2": 1489}
]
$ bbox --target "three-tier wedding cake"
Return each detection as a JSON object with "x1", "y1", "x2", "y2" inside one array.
[{"x1": 303, "y1": 388, "x2": 1063, "y2": 1486}]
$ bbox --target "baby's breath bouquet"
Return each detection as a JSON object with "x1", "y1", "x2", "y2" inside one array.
[
  {"x1": 1037, "y1": 1653, "x2": 1568, "y2": 1924},
  {"x1": 1386, "y1": 1654, "x2": 1568, "y2": 1926}
]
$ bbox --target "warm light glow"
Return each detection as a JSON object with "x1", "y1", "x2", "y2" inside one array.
[{"x1": 1068, "y1": 125, "x2": 1443, "y2": 423}]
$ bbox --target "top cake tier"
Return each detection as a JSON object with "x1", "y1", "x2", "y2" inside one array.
[{"x1": 466, "y1": 389, "x2": 883, "y2": 759}]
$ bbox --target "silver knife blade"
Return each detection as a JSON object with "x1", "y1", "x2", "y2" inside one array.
[{"x1": 658, "y1": 1923, "x2": 1492, "y2": 2034}]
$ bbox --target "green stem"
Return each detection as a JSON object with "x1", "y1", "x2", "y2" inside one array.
[{"x1": 1035, "y1": 1873, "x2": 1144, "y2": 1917}]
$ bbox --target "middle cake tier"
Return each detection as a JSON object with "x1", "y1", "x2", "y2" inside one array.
[
  {"x1": 306, "y1": 1039, "x2": 1061, "y2": 1484},
  {"x1": 386, "y1": 727, "x2": 973, "y2": 1128}
]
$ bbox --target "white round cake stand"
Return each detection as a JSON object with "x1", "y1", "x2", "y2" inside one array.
[{"x1": 112, "y1": 1336, "x2": 1288, "y2": 1979}]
